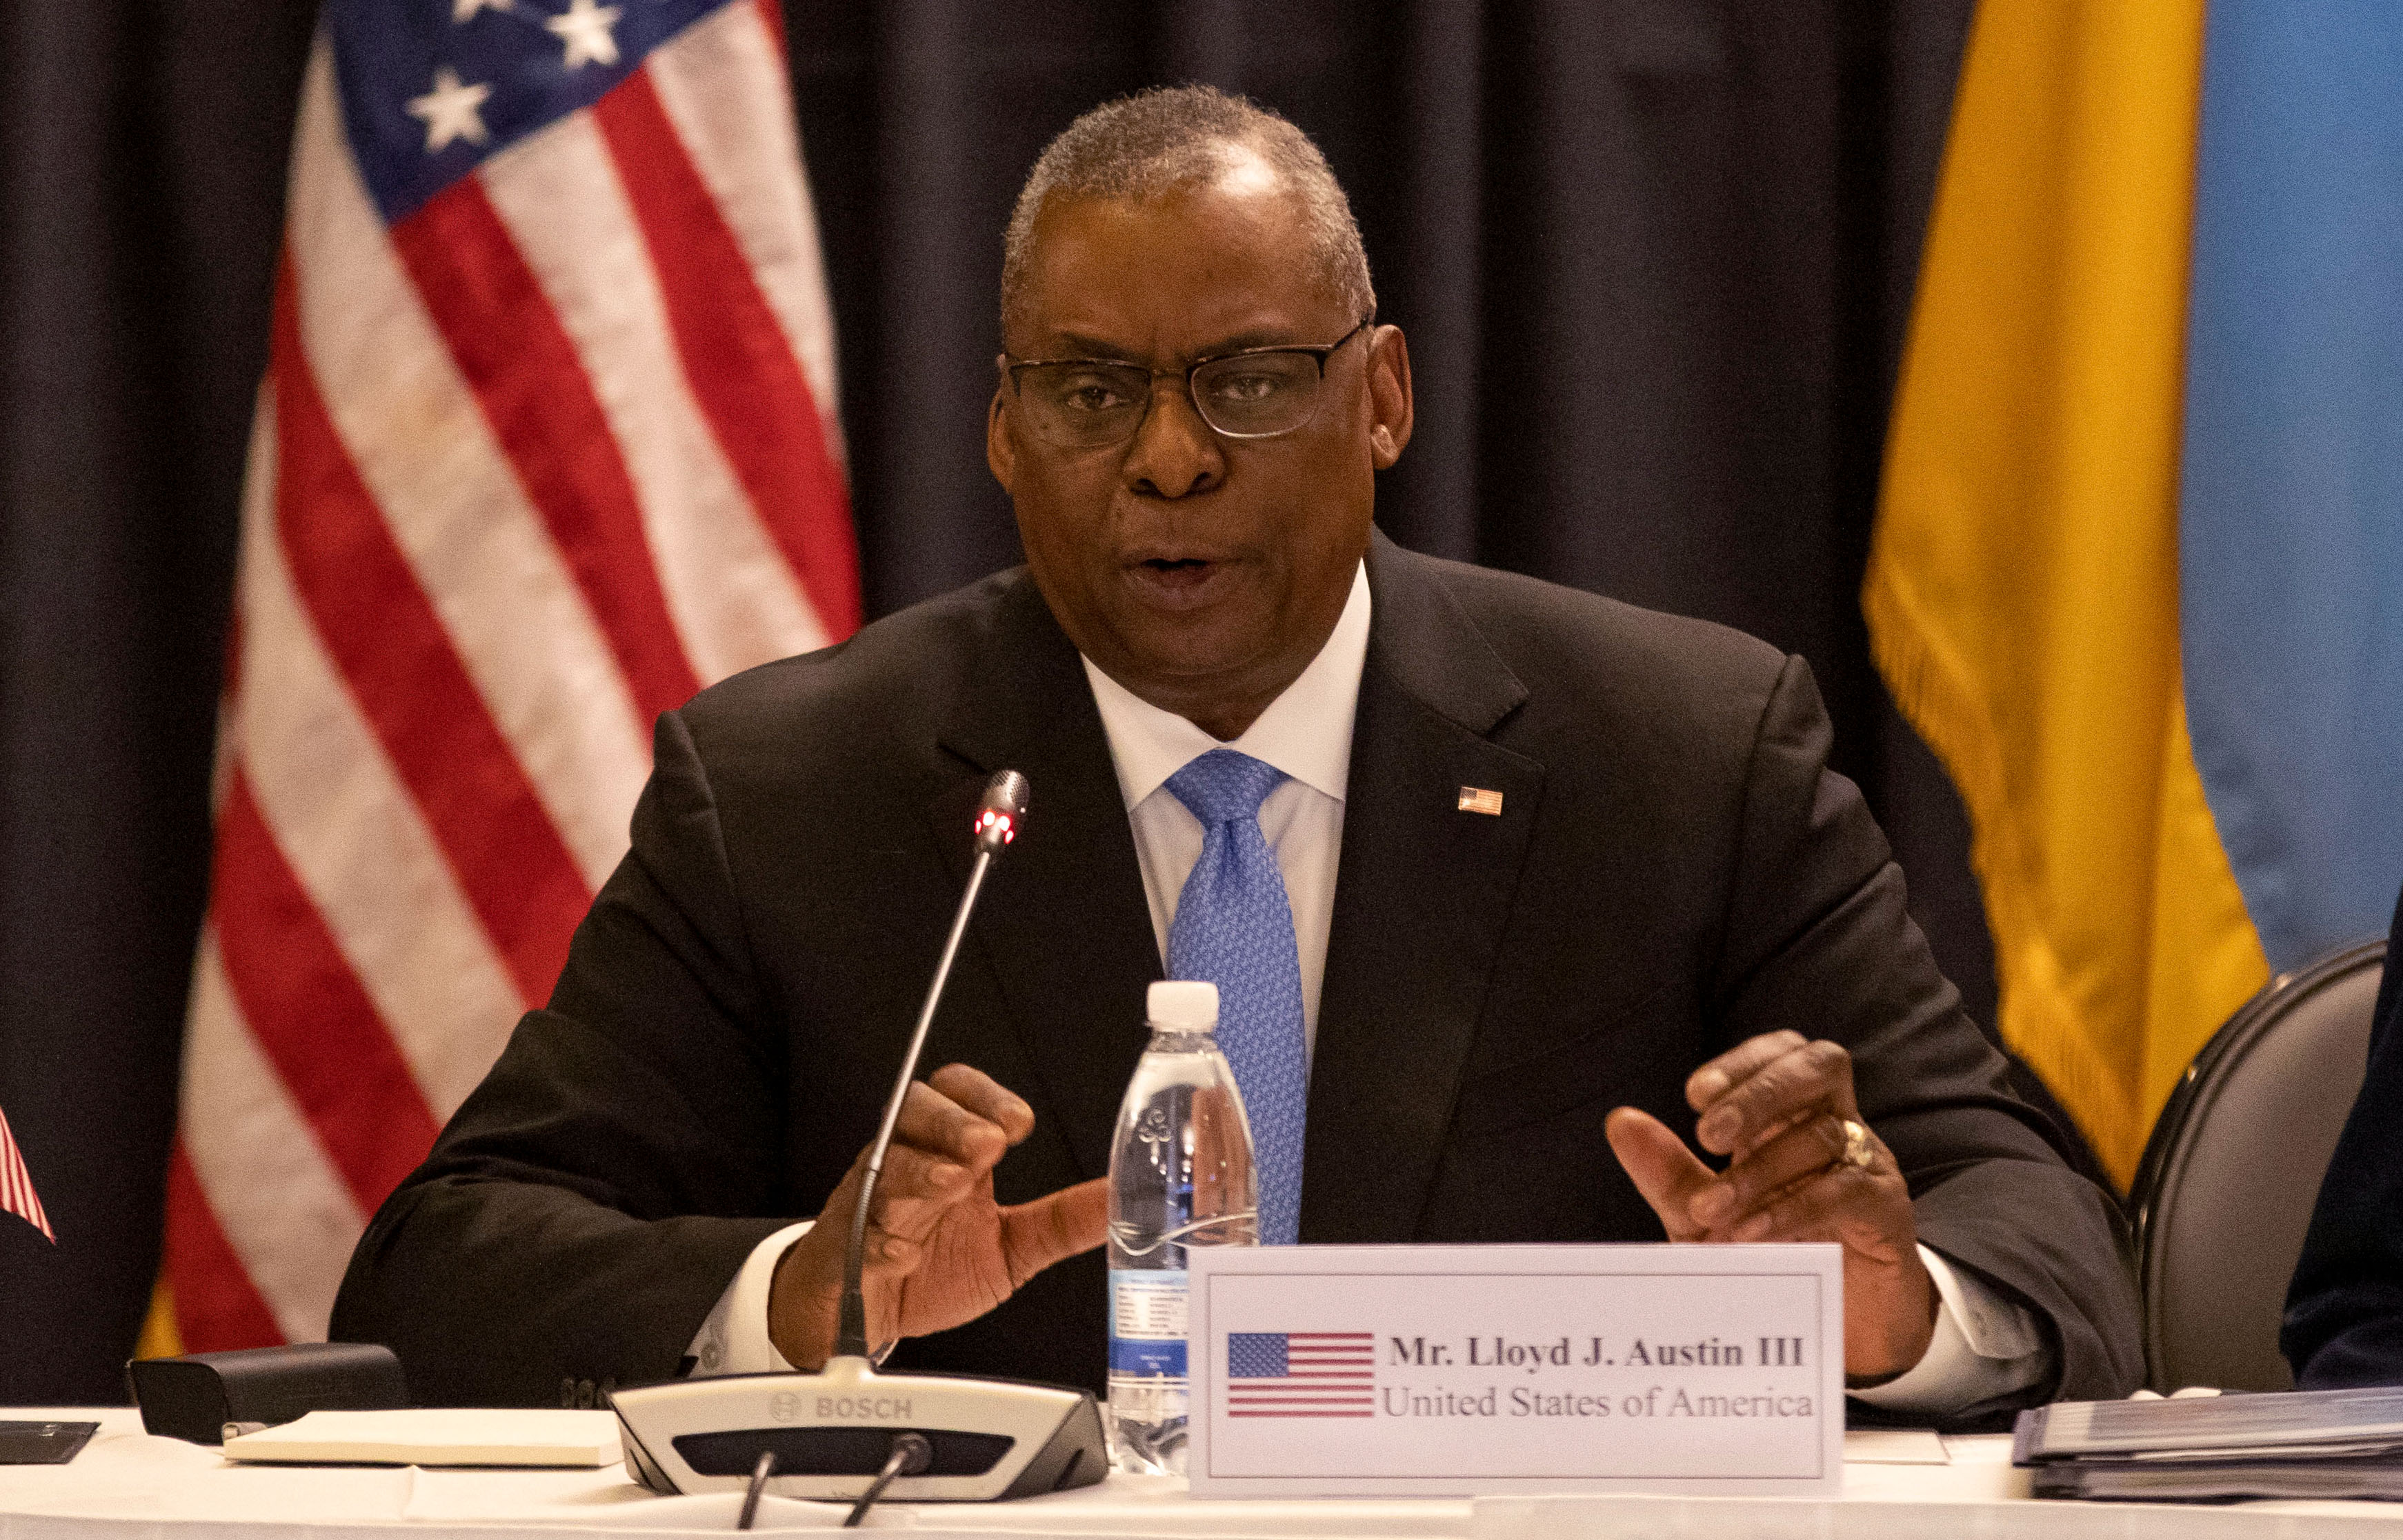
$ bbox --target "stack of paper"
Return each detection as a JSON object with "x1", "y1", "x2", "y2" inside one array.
[
  {"x1": 221, "y1": 1409, "x2": 622, "y2": 1468},
  {"x1": 2014, "y1": 1386, "x2": 2403, "y2": 1501}
]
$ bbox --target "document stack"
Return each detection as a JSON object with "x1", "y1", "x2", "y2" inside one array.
[{"x1": 2015, "y1": 1386, "x2": 2403, "y2": 1501}]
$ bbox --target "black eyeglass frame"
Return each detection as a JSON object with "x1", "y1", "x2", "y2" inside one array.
[{"x1": 1002, "y1": 314, "x2": 1377, "y2": 445}]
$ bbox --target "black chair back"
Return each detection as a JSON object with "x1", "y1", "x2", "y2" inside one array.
[{"x1": 2129, "y1": 939, "x2": 2386, "y2": 1392}]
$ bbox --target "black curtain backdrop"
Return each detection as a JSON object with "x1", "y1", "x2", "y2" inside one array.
[{"x1": 0, "y1": 0, "x2": 2059, "y2": 1403}]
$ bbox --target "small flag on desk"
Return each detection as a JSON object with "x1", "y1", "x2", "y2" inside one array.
[
  {"x1": 0, "y1": 1103, "x2": 55, "y2": 1243},
  {"x1": 1226, "y1": 1332, "x2": 1375, "y2": 1417}
]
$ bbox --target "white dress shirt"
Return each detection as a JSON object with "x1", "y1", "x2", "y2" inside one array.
[
  {"x1": 690, "y1": 561, "x2": 2048, "y2": 1414},
  {"x1": 1082, "y1": 561, "x2": 1371, "y2": 1050}
]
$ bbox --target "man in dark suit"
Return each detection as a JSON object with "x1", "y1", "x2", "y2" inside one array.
[
  {"x1": 333, "y1": 86, "x2": 2139, "y2": 1422},
  {"x1": 2282, "y1": 882, "x2": 2403, "y2": 1387}
]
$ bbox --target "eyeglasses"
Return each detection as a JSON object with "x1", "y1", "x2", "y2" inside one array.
[{"x1": 1004, "y1": 316, "x2": 1374, "y2": 448}]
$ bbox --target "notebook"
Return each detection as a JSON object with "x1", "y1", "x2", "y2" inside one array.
[
  {"x1": 2015, "y1": 1387, "x2": 2403, "y2": 1502},
  {"x1": 221, "y1": 1408, "x2": 621, "y2": 1468}
]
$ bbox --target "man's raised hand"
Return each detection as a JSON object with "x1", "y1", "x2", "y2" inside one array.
[
  {"x1": 1603, "y1": 1030, "x2": 1936, "y2": 1381},
  {"x1": 768, "y1": 1063, "x2": 1106, "y2": 1370}
]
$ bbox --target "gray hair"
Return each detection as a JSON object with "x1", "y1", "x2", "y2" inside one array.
[{"x1": 1000, "y1": 86, "x2": 1375, "y2": 339}]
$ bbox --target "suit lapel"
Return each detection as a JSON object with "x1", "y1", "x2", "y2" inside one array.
[
  {"x1": 930, "y1": 577, "x2": 1159, "y2": 1183},
  {"x1": 1303, "y1": 534, "x2": 1546, "y2": 1242}
]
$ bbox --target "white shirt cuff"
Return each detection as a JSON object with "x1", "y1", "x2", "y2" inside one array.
[
  {"x1": 686, "y1": 1221, "x2": 812, "y2": 1377},
  {"x1": 1846, "y1": 1244, "x2": 2051, "y2": 1415}
]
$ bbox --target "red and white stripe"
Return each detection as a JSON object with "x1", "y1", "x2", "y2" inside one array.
[
  {"x1": 0, "y1": 1103, "x2": 53, "y2": 1244},
  {"x1": 1282, "y1": 1333, "x2": 1377, "y2": 1371},
  {"x1": 166, "y1": 0, "x2": 857, "y2": 1350}
]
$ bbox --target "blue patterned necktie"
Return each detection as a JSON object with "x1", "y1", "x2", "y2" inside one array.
[{"x1": 1163, "y1": 748, "x2": 1308, "y2": 1246}]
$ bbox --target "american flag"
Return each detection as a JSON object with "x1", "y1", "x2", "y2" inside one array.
[
  {"x1": 1, "y1": 1104, "x2": 54, "y2": 1244},
  {"x1": 161, "y1": 0, "x2": 856, "y2": 1350},
  {"x1": 1226, "y1": 1332, "x2": 1376, "y2": 1417}
]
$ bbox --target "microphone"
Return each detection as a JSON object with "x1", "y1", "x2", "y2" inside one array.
[
  {"x1": 835, "y1": 768, "x2": 1027, "y2": 1360},
  {"x1": 611, "y1": 769, "x2": 1109, "y2": 1512}
]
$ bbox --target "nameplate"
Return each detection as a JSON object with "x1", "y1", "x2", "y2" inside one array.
[{"x1": 1186, "y1": 1243, "x2": 1843, "y2": 1498}]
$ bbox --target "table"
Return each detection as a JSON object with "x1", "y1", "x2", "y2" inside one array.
[{"x1": 3, "y1": 1410, "x2": 2398, "y2": 1538}]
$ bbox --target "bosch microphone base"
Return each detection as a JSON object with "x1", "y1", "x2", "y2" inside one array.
[{"x1": 610, "y1": 1356, "x2": 1107, "y2": 1503}]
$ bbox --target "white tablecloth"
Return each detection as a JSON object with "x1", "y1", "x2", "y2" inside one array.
[{"x1": 3, "y1": 1410, "x2": 2398, "y2": 1539}]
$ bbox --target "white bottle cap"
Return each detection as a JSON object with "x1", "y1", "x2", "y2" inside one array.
[{"x1": 1148, "y1": 979, "x2": 1219, "y2": 1032}]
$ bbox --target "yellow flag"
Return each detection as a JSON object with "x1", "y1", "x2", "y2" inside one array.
[
  {"x1": 1866, "y1": 0, "x2": 2269, "y2": 1185},
  {"x1": 135, "y1": 1278, "x2": 186, "y2": 1361}
]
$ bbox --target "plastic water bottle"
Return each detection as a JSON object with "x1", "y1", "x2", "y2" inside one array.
[{"x1": 1106, "y1": 979, "x2": 1261, "y2": 1475}]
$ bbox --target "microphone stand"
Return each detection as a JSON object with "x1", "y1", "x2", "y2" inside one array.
[
  {"x1": 610, "y1": 770, "x2": 1110, "y2": 1512},
  {"x1": 835, "y1": 793, "x2": 1010, "y2": 1361}
]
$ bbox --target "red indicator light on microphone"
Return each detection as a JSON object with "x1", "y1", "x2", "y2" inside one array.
[{"x1": 971, "y1": 772, "x2": 1026, "y2": 853}]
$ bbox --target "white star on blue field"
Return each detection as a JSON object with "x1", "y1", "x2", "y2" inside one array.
[{"x1": 332, "y1": 0, "x2": 723, "y2": 225}]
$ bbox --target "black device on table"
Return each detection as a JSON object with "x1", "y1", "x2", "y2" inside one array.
[
  {"x1": 0, "y1": 1422, "x2": 98, "y2": 1466},
  {"x1": 124, "y1": 1341, "x2": 409, "y2": 1446}
]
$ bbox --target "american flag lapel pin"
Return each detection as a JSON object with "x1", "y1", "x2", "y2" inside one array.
[{"x1": 1457, "y1": 786, "x2": 1504, "y2": 816}]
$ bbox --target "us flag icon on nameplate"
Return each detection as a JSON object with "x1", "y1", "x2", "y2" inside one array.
[{"x1": 1226, "y1": 1332, "x2": 1376, "y2": 1417}]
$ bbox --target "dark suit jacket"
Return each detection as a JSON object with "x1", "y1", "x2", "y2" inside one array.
[
  {"x1": 331, "y1": 533, "x2": 2142, "y2": 1420},
  {"x1": 2282, "y1": 885, "x2": 2403, "y2": 1388}
]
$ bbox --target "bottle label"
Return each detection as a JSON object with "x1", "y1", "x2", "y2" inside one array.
[{"x1": 1108, "y1": 1268, "x2": 1188, "y2": 1377}]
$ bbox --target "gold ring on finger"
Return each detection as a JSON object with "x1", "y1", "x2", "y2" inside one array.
[{"x1": 1838, "y1": 1118, "x2": 1875, "y2": 1170}]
